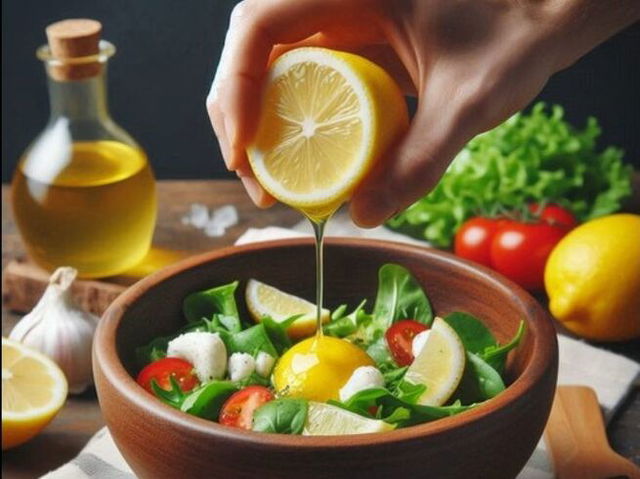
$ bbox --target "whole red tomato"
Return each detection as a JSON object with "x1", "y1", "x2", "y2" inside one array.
[
  {"x1": 136, "y1": 357, "x2": 200, "y2": 394},
  {"x1": 490, "y1": 221, "x2": 568, "y2": 291},
  {"x1": 454, "y1": 217, "x2": 506, "y2": 267},
  {"x1": 529, "y1": 203, "x2": 577, "y2": 229}
]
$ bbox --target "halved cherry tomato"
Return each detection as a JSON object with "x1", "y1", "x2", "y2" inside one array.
[
  {"x1": 529, "y1": 203, "x2": 577, "y2": 229},
  {"x1": 490, "y1": 221, "x2": 568, "y2": 291},
  {"x1": 219, "y1": 385, "x2": 275, "y2": 430},
  {"x1": 136, "y1": 357, "x2": 200, "y2": 394},
  {"x1": 454, "y1": 217, "x2": 506, "y2": 267},
  {"x1": 385, "y1": 319, "x2": 428, "y2": 366}
]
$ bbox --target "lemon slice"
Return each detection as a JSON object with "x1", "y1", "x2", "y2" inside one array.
[
  {"x1": 246, "y1": 279, "x2": 330, "y2": 339},
  {"x1": 404, "y1": 317, "x2": 466, "y2": 406},
  {"x1": 248, "y1": 47, "x2": 408, "y2": 221},
  {"x1": 303, "y1": 401, "x2": 395, "y2": 436},
  {"x1": 2, "y1": 337, "x2": 68, "y2": 450}
]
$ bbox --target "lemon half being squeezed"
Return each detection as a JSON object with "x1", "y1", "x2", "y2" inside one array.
[{"x1": 248, "y1": 47, "x2": 409, "y2": 221}]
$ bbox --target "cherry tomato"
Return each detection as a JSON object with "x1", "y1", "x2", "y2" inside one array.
[
  {"x1": 454, "y1": 217, "x2": 506, "y2": 267},
  {"x1": 490, "y1": 221, "x2": 568, "y2": 291},
  {"x1": 385, "y1": 319, "x2": 428, "y2": 366},
  {"x1": 529, "y1": 203, "x2": 577, "y2": 229},
  {"x1": 136, "y1": 357, "x2": 200, "y2": 394},
  {"x1": 219, "y1": 386, "x2": 275, "y2": 430}
]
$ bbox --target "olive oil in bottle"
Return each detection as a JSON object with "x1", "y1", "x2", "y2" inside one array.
[{"x1": 11, "y1": 19, "x2": 157, "y2": 277}]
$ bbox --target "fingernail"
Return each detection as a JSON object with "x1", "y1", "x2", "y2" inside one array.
[
  {"x1": 351, "y1": 192, "x2": 397, "y2": 228},
  {"x1": 239, "y1": 176, "x2": 262, "y2": 205}
]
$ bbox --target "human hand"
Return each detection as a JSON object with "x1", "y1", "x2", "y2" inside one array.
[{"x1": 207, "y1": 0, "x2": 639, "y2": 227}]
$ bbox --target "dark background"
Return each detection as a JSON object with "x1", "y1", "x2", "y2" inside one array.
[{"x1": 2, "y1": 1, "x2": 639, "y2": 182}]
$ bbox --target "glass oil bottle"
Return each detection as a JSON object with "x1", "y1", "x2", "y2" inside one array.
[{"x1": 11, "y1": 19, "x2": 157, "y2": 278}]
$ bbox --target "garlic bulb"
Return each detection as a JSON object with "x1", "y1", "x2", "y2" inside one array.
[{"x1": 9, "y1": 267, "x2": 99, "y2": 394}]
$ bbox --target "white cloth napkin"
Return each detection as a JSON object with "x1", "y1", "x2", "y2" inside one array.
[{"x1": 42, "y1": 214, "x2": 640, "y2": 479}]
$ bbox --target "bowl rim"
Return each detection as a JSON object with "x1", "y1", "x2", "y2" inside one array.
[{"x1": 94, "y1": 237, "x2": 557, "y2": 448}]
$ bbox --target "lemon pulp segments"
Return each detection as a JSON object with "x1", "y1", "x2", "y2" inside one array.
[
  {"x1": 248, "y1": 47, "x2": 408, "y2": 221},
  {"x1": 2, "y1": 337, "x2": 68, "y2": 450}
]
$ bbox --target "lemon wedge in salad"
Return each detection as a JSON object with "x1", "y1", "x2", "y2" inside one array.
[
  {"x1": 303, "y1": 401, "x2": 394, "y2": 436},
  {"x1": 245, "y1": 279, "x2": 329, "y2": 339},
  {"x1": 404, "y1": 317, "x2": 466, "y2": 406},
  {"x1": 2, "y1": 337, "x2": 68, "y2": 450},
  {"x1": 248, "y1": 47, "x2": 408, "y2": 221}
]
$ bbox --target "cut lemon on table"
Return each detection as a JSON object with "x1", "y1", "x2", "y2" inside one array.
[
  {"x1": 273, "y1": 335, "x2": 374, "y2": 402},
  {"x1": 2, "y1": 337, "x2": 68, "y2": 450},
  {"x1": 246, "y1": 278, "x2": 329, "y2": 338},
  {"x1": 303, "y1": 401, "x2": 395, "y2": 436},
  {"x1": 248, "y1": 47, "x2": 409, "y2": 221},
  {"x1": 404, "y1": 317, "x2": 466, "y2": 406}
]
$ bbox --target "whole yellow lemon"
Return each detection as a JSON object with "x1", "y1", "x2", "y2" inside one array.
[
  {"x1": 273, "y1": 335, "x2": 374, "y2": 402},
  {"x1": 544, "y1": 214, "x2": 640, "y2": 341}
]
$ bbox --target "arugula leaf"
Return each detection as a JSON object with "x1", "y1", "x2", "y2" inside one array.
[
  {"x1": 382, "y1": 366, "x2": 408, "y2": 390},
  {"x1": 180, "y1": 381, "x2": 238, "y2": 420},
  {"x1": 387, "y1": 103, "x2": 632, "y2": 247},
  {"x1": 324, "y1": 300, "x2": 370, "y2": 338},
  {"x1": 444, "y1": 312, "x2": 497, "y2": 354},
  {"x1": 481, "y1": 321, "x2": 526, "y2": 374},
  {"x1": 372, "y1": 264, "x2": 433, "y2": 331},
  {"x1": 252, "y1": 399, "x2": 308, "y2": 434},
  {"x1": 183, "y1": 281, "x2": 241, "y2": 326}
]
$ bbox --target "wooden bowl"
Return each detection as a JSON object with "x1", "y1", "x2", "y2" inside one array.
[{"x1": 94, "y1": 238, "x2": 557, "y2": 479}]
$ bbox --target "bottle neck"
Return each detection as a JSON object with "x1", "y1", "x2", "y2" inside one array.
[{"x1": 47, "y1": 70, "x2": 110, "y2": 121}]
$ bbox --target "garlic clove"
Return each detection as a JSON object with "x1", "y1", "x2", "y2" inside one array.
[{"x1": 9, "y1": 267, "x2": 99, "y2": 394}]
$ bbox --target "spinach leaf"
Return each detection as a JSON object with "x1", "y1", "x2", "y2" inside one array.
[
  {"x1": 180, "y1": 381, "x2": 238, "y2": 420},
  {"x1": 252, "y1": 399, "x2": 308, "y2": 435},
  {"x1": 480, "y1": 321, "x2": 526, "y2": 374},
  {"x1": 372, "y1": 264, "x2": 433, "y2": 331},
  {"x1": 444, "y1": 312, "x2": 497, "y2": 354},
  {"x1": 335, "y1": 388, "x2": 474, "y2": 427},
  {"x1": 183, "y1": 281, "x2": 241, "y2": 327},
  {"x1": 136, "y1": 336, "x2": 171, "y2": 367},
  {"x1": 227, "y1": 323, "x2": 279, "y2": 358},
  {"x1": 261, "y1": 315, "x2": 300, "y2": 355},
  {"x1": 454, "y1": 352, "x2": 505, "y2": 403}
]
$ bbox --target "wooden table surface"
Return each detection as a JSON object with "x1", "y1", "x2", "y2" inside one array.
[{"x1": 2, "y1": 180, "x2": 639, "y2": 478}]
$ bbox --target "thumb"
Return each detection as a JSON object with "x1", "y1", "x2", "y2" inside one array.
[{"x1": 349, "y1": 95, "x2": 476, "y2": 228}]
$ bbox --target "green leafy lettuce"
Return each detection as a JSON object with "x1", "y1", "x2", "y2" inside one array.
[{"x1": 387, "y1": 103, "x2": 632, "y2": 247}]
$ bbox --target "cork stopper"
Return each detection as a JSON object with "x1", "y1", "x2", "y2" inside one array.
[{"x1": 45, "y1": 19, "x2": 103, "y2": 81}]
